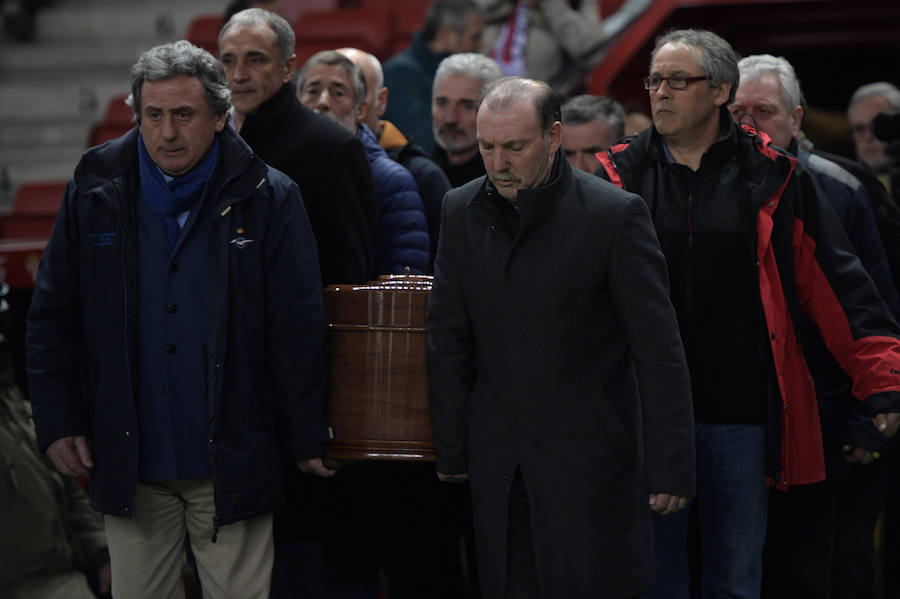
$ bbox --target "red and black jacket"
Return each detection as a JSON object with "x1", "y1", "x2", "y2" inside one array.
[{"x1": 596, "y1": 115, "x2": 900, "y2": 488}]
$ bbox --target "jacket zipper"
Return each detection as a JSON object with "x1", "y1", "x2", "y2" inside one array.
[{"x1": 207, "y1": 172, "x2": 265, "y2": 542}]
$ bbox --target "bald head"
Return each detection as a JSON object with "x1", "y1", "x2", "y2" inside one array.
[{"x1": 338, "y1": 47, "x2": 388, "y2": 133}]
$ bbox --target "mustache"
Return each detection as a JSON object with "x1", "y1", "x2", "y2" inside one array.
[
  {"x1": 490, "y1": 173, "x2": 520, "y2": 183},
  {"x1": 439, "y1": 124, "x2": 466, "y2": 136}
]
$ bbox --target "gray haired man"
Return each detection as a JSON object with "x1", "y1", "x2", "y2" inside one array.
[
  {"x1": 26, "y1": 40, "x2": 329, "y2": 598},
  {"x1": 561, "y1": 94, "x2": 626, "y2": 173},
  {"x1": 431, "y1": 52, "x2": 502, "y2": 187}
]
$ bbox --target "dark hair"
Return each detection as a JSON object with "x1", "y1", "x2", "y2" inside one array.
[
  {"x1": 651, "y1": 28, "x2": 739, "y2": 105},
  {"x1": 297, "y1": 50, "x2": 367, "y2": 109},
  {"x1": 219, "y1": 8, "x2": 295, "y2": 63},
  {"x1": 127, "y1": 40, "x2": 230, "y2": 123},
  {"x1": 422, "y1": 0, "x2": 481, "y2": 42},
  {"x1": 479, "y1": 76, "x2": 561, "y2": 137},
  {"x1": 561, "y1": 95, "x2": 626, "y2": 139}
]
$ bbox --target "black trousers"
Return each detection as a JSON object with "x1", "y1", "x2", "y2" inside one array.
[
  {"x1": 506, "y1": 468, "x2": 540, "y2": 599},
  {"x1": 503, "y1": 468, "x2": 642, "y2": 599},
  {"x1": 762, "y1": 456, "x2": 892, "y2": 599}
]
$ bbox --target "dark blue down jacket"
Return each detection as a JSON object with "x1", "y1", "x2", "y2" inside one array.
[{"x1": 356, "y1": 123, "x2": 430, "y2": 275}]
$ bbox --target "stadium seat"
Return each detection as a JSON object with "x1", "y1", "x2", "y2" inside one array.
[
  {"x1": 388, "y1": 2, "x2": 429, "y2": 56},
  {"x1": 0, "y1": 181, "x2": 66, "y2": 239},
  {"x1": 103, "y1": 94, "x2": 133, "y2": 125},
  {"x1": 87, "y1": 121, "x2": 133, "y2": 148},
  {"x1": 294, "y1": 7, "x2": 392, "y2": 63},
  {"x1": 11, "y1": 181, "x2": 66, "y2": 216},
  {"x1": 186, "y1": 14, "x2": 224, "y2": 55}
]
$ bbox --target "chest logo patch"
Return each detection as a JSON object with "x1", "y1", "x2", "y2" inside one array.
[{"x1": 230, "y1": 227, "x2": 254, "y2": 250}]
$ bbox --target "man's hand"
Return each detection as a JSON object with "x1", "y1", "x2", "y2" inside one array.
[
  {"x1": 296, "y1": 457, "x2": 340, "y2": 477},
  {"x1": 46, "y1": 435, "x2": 92, "y2": 477},
  {"x1": 437, "y1": 471, "x2": 469, "y2": 483},
  {"x1": 873, "y1": 412, "x2": 900, "y2": 437},
  {"x1": 649, "y1": 492, "x2": 690, "y2": 515},
  {"x1": 842, "y1": 444, "x2": 882, "y2": 465}
]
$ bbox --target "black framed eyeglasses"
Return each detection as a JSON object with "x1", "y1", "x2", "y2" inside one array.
[{"x1": 643, "y1": 75, "x2": 708, "y2": 91}]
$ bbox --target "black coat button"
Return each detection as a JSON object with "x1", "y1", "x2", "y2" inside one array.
[
  {"x1": 165, "y1": 344, "x2": 176, "y2": 353},
  {"x1": 165, "y1": 304, "x2": 177, "y2": 313},
  {"x1": 170, "y1": 262, "x2": 179, "y2": 273}
]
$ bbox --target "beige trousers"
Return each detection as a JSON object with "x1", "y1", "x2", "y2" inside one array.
[{"x1": 104, "y1": 479, "x2": 273, "y2": 599}]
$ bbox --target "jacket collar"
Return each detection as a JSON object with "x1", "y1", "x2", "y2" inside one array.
[
  {"x1": 75, "y1": 125, "x2": 262, "y2": 214},
  {"x1": 239, "y1": 80, "x2": 297, "y2": 132},
  {"x1": 644, "y1": 108, "x2": 739, "y2": 172}
]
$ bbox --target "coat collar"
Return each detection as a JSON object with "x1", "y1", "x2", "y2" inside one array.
[
  {"x1": 238, "y1": 80, "x2": 298, "y2": 133},
  {"x1": 471, "y1": 149, "x2": 571, "y2": 239}
]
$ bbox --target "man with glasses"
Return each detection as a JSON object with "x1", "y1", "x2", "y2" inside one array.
[
  {"x1": 596, "y1": 29, "x2": 900, "y2": 599},
  {"x1": 847, "y1": 82, "x2": 900, "y2": 194}
]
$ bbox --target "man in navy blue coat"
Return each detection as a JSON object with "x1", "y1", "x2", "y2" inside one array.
[{"x1": 26, "y1": 41, "x2": 329, "y2": 599}]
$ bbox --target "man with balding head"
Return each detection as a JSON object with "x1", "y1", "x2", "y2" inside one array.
[
  {"x1": 340, "y1": 47, "x2": 450, "y2": 272},
  {"x1": 428, "y1": 75, "x2": 695, "y2": 598}
]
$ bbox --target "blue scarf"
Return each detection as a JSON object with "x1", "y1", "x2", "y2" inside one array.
[{"x1": 138, "y1": 133, "x2": 220, "y2": 249}]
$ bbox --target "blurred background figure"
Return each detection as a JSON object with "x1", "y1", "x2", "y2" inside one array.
[
  {"x1": 847, "y1": 82, "x2": 900, "y2": 193},
  {"x1": 431, "y1": 52, "x2": 502, "y2": 187},
  {"x1": 476, "y1": 0, "x2": 605, "y2": 94},
  {"x1": 0, "y1": 280, "x2": 112, "y2": 599},
  {"x1": 560, "y1": 94, "x2": 625, "y2": 173},
  {"x1": 382, "y1": 0, "x2": 485, "y2": 153}
]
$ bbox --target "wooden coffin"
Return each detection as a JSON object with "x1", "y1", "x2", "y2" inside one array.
[{"x1": 324, "y1": 274, "x2": 434, "y2": 460}]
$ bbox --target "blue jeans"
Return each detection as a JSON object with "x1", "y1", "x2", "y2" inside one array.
[{"x1": 646, "y1": 424, "x2": 770, "y2": 599}]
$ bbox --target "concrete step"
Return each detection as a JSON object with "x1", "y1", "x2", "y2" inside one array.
[
  {"x1": 1, "y1": 118, "x2": 92, "y2": 150},
  {"x1": 0, "y1": 79, "x2": 128, "y2": 122},
  {"x1": 34, "y1": 1, "x2": 224, "y2": 44},
  {"x1": 0, "y1": 40, "x2": 141, "y2": 82},
  {"x1": 0, "y1": 0, "x2": 227, "y2": 200},
  {"x1": 1, "y1": 148, "x2": 80, "y2": 193}
]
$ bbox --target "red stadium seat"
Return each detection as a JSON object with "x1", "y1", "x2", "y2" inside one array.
[
  {"x1": 87, "y1": 121, "x2": 133, "y2": 148},
  {"x1": 103, "y1": 94, "x2": 133, "y2": 125},
  {"x1": 293, "y1": 7, "x2": 392, "y2": 63},
  {"x1": 186, "y1": 14, "x2": 224, "y2": 56},
  {"x1": 388, "y1": 2, "x2": 429, "y2": 56},
  {"x1": 11, "y1": 181, "x2": 66, "y2": 216},
  {"x1": 0, "y1": 181, "x2": 66, "y2": 240}
]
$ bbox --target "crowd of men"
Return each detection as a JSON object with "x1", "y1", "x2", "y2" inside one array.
[{"x1": 5, "y1": 0, "x2": 900, "y2": 598}]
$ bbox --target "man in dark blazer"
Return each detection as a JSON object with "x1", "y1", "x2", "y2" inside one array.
[
  {"x1": 427, "y1": 76, "x2": 696, "y2": 599},
  {"x1": 219, "y1": 8, "x2": 377, "y2": 287}
]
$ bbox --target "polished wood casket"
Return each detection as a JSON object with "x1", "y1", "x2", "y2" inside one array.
[{"x1": 324, "y1": 274, "x2": 434, "y2": 461}]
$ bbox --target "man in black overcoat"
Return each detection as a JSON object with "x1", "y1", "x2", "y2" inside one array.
[
  {"x1": 427, "y1": 76, "x2": 696, "y2": 599},
  {"x1": 218, "y1": 9, "x2": 378, "y2": 597},
  {"x1": 219, "y1": 8, "x2": 376, "y2": 287}
]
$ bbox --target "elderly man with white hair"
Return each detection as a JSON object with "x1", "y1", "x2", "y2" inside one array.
[{"x1": 732, "y1": 52, "x2": 900, "y2": 599}]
